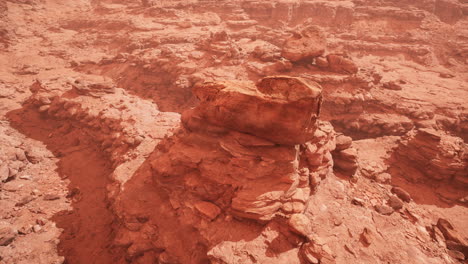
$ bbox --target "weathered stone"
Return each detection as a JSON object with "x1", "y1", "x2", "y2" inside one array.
[
  {"x1": 447, "y1": 250, "x2": 465, "y2": 261},
  {"x1": 391, "y1": 187, "x2": 411, "y2": 202},
  {"x1": 282, "y1": 25, "x2": 326, "y2": 62},
  {"x1": 0, "y1": 164, "x2": 9, "y2": 182},
  {"x1": 43, "y1": 194, "x2": 60, "y2": 201},
  {"x1": 326, "y1": 54, "x2": 358, "y2": 74},
  {"x1": 360, "y1": 227, "x2": 373, "y2": 246},
  {"x1": 0, "y1": 227, "x2": 16, "y2": 246},
  {"x1": 351, "y1": 197, "x2": 365, "y2": 206},
  {"x1": 194, "y1": 201, "x2": 221, "y2": 220},
  {"x1": 335, "y1": 135, "x2": 352, "y2": 151},
  {"x1": 437, "y1": 218, "x2": 467, "y2": 245},
  {"x1": 183, "y1": 76, "x2": 322, "y2": 145},
  {"x1": 15, "y1": 196, "x2": 35, "y2": 207},
  {"x1": 374, "y1": 205, "x2": 394, "y2": 215},
  {"x1": 374, "y1": 173, "x2": 392, "y2": 183},
  {"x1": 288, "y1": 214, "x2": 311, "y2": 237},
  {"x1": 387, "y1": 195, "x2": 404, "y2": 210}
]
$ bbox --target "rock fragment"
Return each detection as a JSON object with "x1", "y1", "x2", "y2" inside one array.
[
  {"x1": 391, "y1": 187, "x2": 411, "y2": 202},
  {"x1": 387, "y1": 195, "x2": 404, "y2": 210},
  {"x1": 194, "y1": 201, "x2": 221, "y2": 220},
  {"x1": 374, "y1": 205, "x2": 394, "y2": 215},
  {"x1": 288, "y1": 214, "x2": 311, "y2": 237},
  {"x1": 282, "y1": 25, "x2": 326, "y2": 62},
  {"x1": 0, "y1": 227, "x2": 16, "y2": 246}
]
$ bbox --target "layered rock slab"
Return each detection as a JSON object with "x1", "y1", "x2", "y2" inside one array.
[
  {"x1": 113, "y1": 76, "x2": 337, "y2": 263},
  {"x1": 184, "y1": 76, "x2": 322, "y2": 145},
  {"x1": 153, "y1": 76, "x2": 332, "y2": 221}
]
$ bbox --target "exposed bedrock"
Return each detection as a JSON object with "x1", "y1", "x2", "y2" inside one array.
[
  {"x1": 389, "y1": 128, "x2": 468, "y2": 188},
  {"x1": 113, "y1": 76, "x2": 338, "y2": 263},
  {"x1": 153, "y1": 76, "x2": 334, "y2": 221}
]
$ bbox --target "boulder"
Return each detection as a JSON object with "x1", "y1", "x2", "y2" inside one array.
[
  {"x1": 282, "y1": 26, "x2": 326, "y2": 62},
  {"x1": 183, "y1": 76, "x2": 323, "y2": 145},
  {"x1": 326, "y1": 54, "x2": 358, "y2": 74}
]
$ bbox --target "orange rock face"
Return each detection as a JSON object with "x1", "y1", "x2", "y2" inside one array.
[
  {"x1": 184, "y1": 76, "x2": 322, "y2": 145},
  {"x1": 151, "y1": 76, "x2": 335, "y2": 222},
  {"x1": 1, "y1": 0, "x2": 467, "y2": 264}
]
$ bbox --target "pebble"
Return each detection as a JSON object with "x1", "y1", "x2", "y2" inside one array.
[
  {"x1": 0, "y1": 164, "x2": 9, "y2": 182},
  {"x1": 43, "y1": 194, "x2": 60, "y2": 201},
  {"x1": 374, "y1": 205, "x2": 394, "y2": 215},
  {"x1": 194, "y1": 201, "x2": 221, "y2": 220},
  {"x1": 391, "y1": 187, "x2": 411, "y2": 202},
  {"x1": 0, "y1": 227, "x2": 17, "y2": 246},
  {"x1": 374, "y1": 173, "x2": 391, "y2": 183},
  {"x1": 351, "y1": 197, "x2": 365, "y2": 206},
  {"x1": 360, "y1": 227, "x2": 373, "y2": 246},
  {"x1": 15, "y1": 196, "x2": 35, "y2": 207},
  {"x1": 387, "y1": 195, "x2": 404, "y2": 210},
  {"x1": 19, "y1": 175, "x2": 33, "y2": 180},
  {"x1": 288, "y1": 214, "x2": 312, "y2": 237},
  {"x1": 32, "y1": 224, "x2": 42, "y2": 233}
]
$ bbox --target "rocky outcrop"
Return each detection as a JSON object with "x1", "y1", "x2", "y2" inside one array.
[
  {"x1": 391, "y1": 128, "x2": 468, "y2": 187},
  {"x1": 151, "y1": 76, "x2": 334, "y2": 222},
  {"x1": 26, "y1": 78, "x2": 179, "y2": 181},
  {"x1": 112, "y1": 76, "x2": 338, "y2": 263}
]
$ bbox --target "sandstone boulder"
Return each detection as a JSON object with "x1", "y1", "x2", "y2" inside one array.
[
  {"x1": 184, "y1": 76, "x2": 323, "y2": 145},
  {"x1": 282, "y1": 26, "x2": 326, "y2": 62},
  {"x1": 326, "y1": 54, "x2": 358, "y2": 74}
]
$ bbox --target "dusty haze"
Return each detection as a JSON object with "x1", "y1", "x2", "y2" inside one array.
[{"x1": 0, "y1": 0, "x2": 467, "y2": 264}]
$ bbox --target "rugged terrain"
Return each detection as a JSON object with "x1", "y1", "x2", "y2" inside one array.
[{"x1": 0, "y1": 0, "x2": 467, "y2": 263}]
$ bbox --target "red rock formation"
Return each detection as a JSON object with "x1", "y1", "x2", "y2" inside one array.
[
  {"x1": 112, "y1": 76, "x2": 337, "y2": 263},
  {"x1": 391, "y1": 128, "x2": 468, "y2": 187}
]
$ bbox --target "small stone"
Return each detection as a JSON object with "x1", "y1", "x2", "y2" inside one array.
[
  {"x1": 288, "y1": 213, "x2": 311, "y2": 237},
  {"x1": 15, "y1": 196, "x2": 35, "y2": 207},
  {"x1": 335, "y1": 135, "x2": 352, "y2": 151},
  {"x1": 32, "y1": 225, "x2": 42, "y2": 233},
  {"x1": 36, "y1": 218, "x2": 47, "y2": 226},
  {"x1": 315, "y1": 57, "x2": 328, "y2": 68},
  {"x1": 374, "y1": 205, "x2": 394, "y2": 215},
  {"x1": 437, "y1": 218, "x2": 465, "y2": 244},
  {"x1": 43, "y1": 194, "x2": 60, "y2": 201},
  {"x1": 383, "y1": 81, "x2": 402, "y2": 90},
  {"x1": 351, "y1": 197, "x2": 365, "y2": 206},
  {"x1": 38, "y1": 105, "x2": 50, "y2": 113},
  {"x1": 391, "y1": 187, "x2": 411, "y2": 202},
  {"x1": 439, "y1": 73, "x2": 454, "y2": 78},
  {"x1": 360, "y1": 228, "x2": 373, "y2": 246},
  {"x1": 19, "y1": 175, "x2": 32, "y2": 180},
  {"x1": 447, "y1": 250, "x2": 465, "y2": 260},
  {"x1": 446, "y1": 240, "x2": 468, "y2": 257},
  {"x1": 0, "y1": 164, "x2": 9, "y2": 182},
  {"x1": 344, "y1": 244, "x2": 356, "y2": 255},
  {"x1": 374, "y1": 173, "x2": 391, "y2": 183},
  {"x1": 15, "y1": 149, "x2": 27, "y2": 161},
  {"x1": 194, "y1": 201, "x2": 221, "y2": 220},
  {"x1": 0, "y1": 227, "x2": 16, "y2": 246},
  {"x1": 387, "y1": 195, "x2": 404, "y2": 210},
  {"x1": 301, "y1": 243, "x2": 320, "y2": 264}
]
